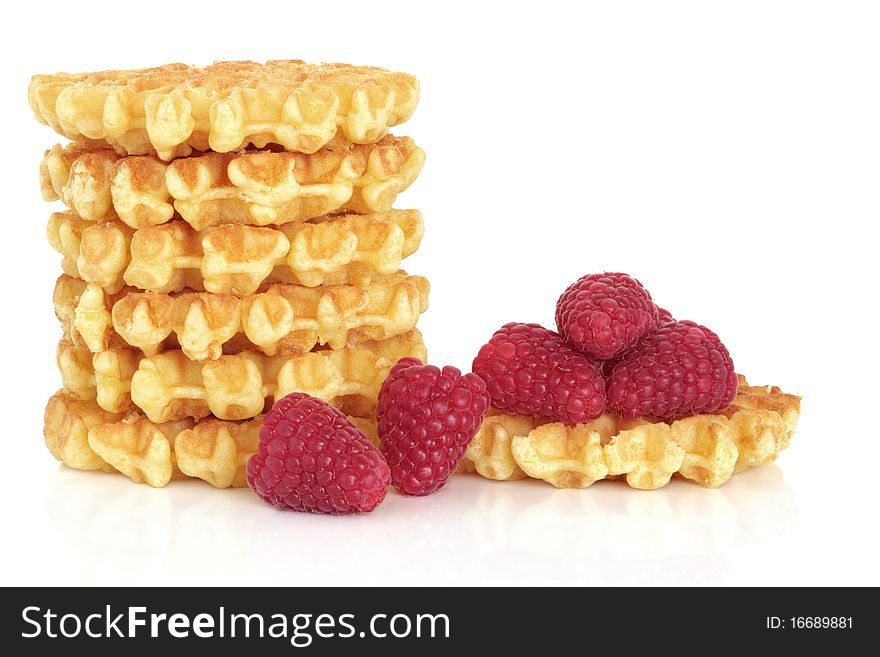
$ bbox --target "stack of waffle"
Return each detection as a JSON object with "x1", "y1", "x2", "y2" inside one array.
[{"x1": 31, "y1": 60, "x2": 427, "y2": 488}]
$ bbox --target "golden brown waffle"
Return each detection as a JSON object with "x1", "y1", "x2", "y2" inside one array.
[
  {"x1": 44, "y1": 390, "x2": 377, "y2": 488},
  {"x1": 57, "y1": 329, "x2": 426, "y2": 423},
  {"x1": 461, "y1": 412, "x2": 547, "y2": 481},
  {"x1": 47, "y1": 209, "x2": 424, "y2": 294},
  {"x1": 29, "y1": 61, "x2": 419, "y2": 159},
  {"x1": 40, "y1": 136, "x2": 424, "y2": 228},
  {"x1": 54, "y1": 272, "x2": 429, "y2": 360},
  {"x1": 461, "y1": 379, "x2": 800, "y2": 489}
]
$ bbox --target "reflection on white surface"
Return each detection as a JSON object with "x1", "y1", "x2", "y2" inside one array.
[{"x1": 39, "y1": 465, "x2": 797, "y2": 586}]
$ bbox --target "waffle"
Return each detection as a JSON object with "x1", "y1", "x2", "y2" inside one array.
[
  {"x1": 29, "y1": 61, "x2": 419, "y2": 159},
  {"x1": 57, "y1": 329, "x2": 426, "y2": 423},
  {"x1": 461, "y1": 412, "x2": 547, "y2": 481},
  {"x1": 462, "y1": 379, "x2": 800, "y2": 489},
  {"x1": 47, "y1": 209, "x2": 424, "y2": 294},
  {"x1": 54, "y1": 272, "x2": 429, "y2": 359},
  {"x1": 44, "y1": 390, "x2": 377, "y2": 488},
  {"x1": 40, "y1": 136, "x2": 425, "y2": 228}
]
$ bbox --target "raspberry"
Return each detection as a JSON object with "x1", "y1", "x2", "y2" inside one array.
[
  {"x1": 246, "y1": 393, "x2": 390, "y2": 514},
  {"x1": 471, "y1": 322, "x2": 606, "y2": 424},
  {"x1": 377, "y1": 358, "x2": 490, "y2": 496},
  {"x1": 606, "y1": 320, "x2": 738, "y2": 420},
  {"x1": 657, "y1": 307, "x2": 675, "y2": 323},
  {"x1": 555, "y1": 272, "x2": 659, "y2": 360}
]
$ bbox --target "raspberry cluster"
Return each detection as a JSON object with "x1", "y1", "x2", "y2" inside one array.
[
  {"x1": 472, "y1": 272, "x2": 737, "y2": 423},
  {"x1": 247, "y1": 359, "x2": 491, "y2": 512}
]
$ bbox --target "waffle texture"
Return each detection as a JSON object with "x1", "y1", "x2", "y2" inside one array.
[
  {"x1": 47, "y1": 209, "x2": 424, "y2": 294},
  {"x1": 43, "y1": 390, "x2": 378, "y2": 488},
  {"x1": 57, "y1": 330, "x2": 426, "y2": 422},
  {"x1": 40, "y1": 136, "x2": 424, "y2": 228},
  {"x1": 30, "y1": 60, "x2": 419, "y2": 159},
  {"x1": 54, "y1": 272, "x2": 428, "y2": 360}
]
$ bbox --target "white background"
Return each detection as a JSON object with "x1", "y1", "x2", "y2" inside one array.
[{"x1": 1, "y1": 0, "x2": 878, "y2": 586}]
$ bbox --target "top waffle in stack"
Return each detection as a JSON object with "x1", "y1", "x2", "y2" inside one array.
[{"x1": 29, "y1": 60, "x2": 420, "y2": 159}]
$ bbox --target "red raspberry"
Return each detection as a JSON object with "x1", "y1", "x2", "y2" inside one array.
[
  {"x1": 246, "y1": 393, "x2": 390, "y2": 514},
  {"x1": 471, "y1": 323, "x2": 606, "y2": 424},
  {"x1": 377, "y1": 358, "x2": 490, "y2": 496},
  {"x1": 606, "y1": 320, "x2": 738, "y2": 420},
  {"x1": 657, "y1": 307, "x2": 675, "y2": 323},
  {"x1": 555, "y1": 272, "x2": 659, "y2": 360}
]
